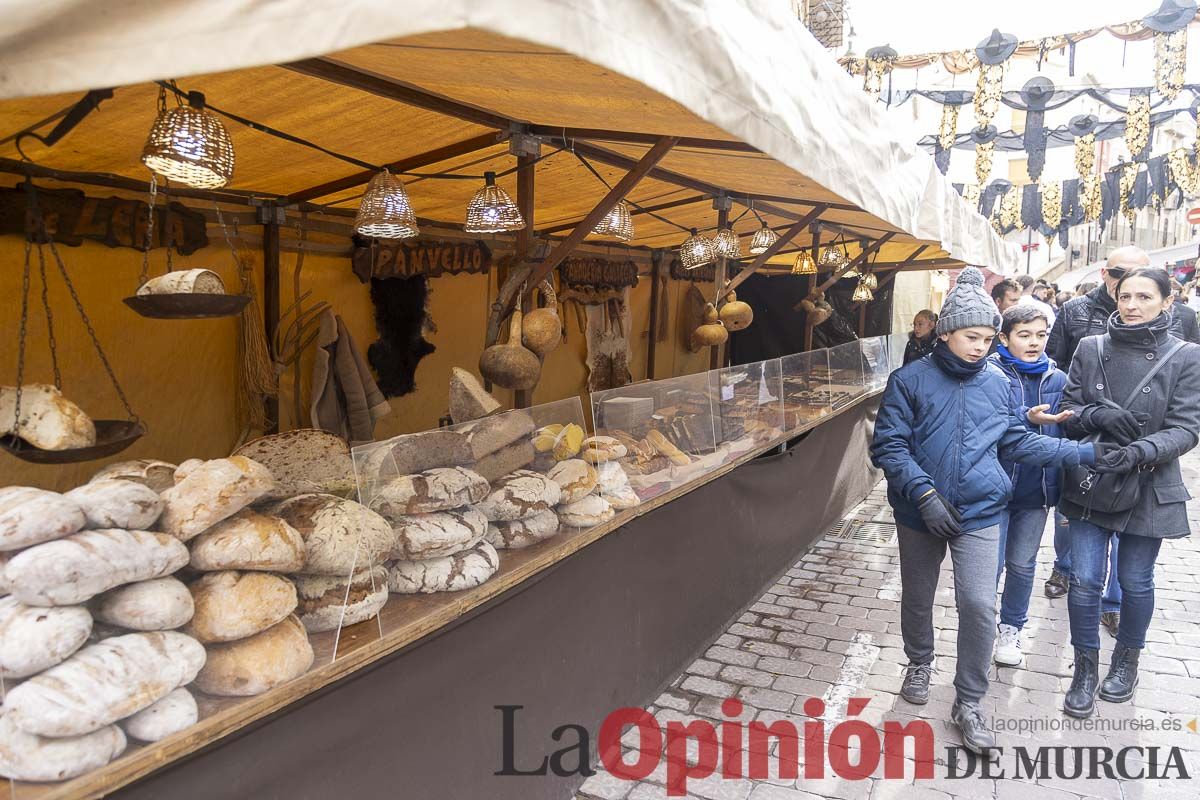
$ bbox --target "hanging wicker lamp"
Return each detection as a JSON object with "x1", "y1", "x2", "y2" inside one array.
[
  {"x1": 863, "y1": 271, "x2": 878, "y2": 291},
  {"x1": 141, "y1": 91, "x2": 235, "y2": 189},
  {"x1": 819, "y1": 246, "x2": 847, "y2": 271},
  {"x1": 748, "y1": 225, "x2": 779, "y2": 255},
  {"x1": 792, "y1": 250, "x2": 816, "y2": 275},
  {"x1": 354, "y1": 170, "x2": 420, "y2": 239},
  {"x1": 592, "y1": 200, "x2": 634, "y2": 241},
  {"x1": 465, "y1": 171, "x2": 525, "y2": 233},
  {"x1": 714, "y1": 228, "x2": 741, "y2": 259},
  {"x1": 680, "y1": 229, "x2": 718, "y2": 270},
  {"x1": 852, "y1": 279, "x2": 874, "y2": 302}
]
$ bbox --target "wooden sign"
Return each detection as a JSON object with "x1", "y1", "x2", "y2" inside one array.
[
  {"x1": 668, "y1": 256, "x2": 716, "y2": 282},
  {"x1": 560, "y1": 257, "x2": 639, "y2": 289},
  {"x1": 352, "y1": 236, "x2": 492, "y2": 283}
]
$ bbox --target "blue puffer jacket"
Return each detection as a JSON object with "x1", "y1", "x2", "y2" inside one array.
[
  {"x1": 985, "y1": 353, "x2": 1068, "y2": 509},
  {"x1": 871, "y1": 357, "x2": 1093, "y2": 534}
]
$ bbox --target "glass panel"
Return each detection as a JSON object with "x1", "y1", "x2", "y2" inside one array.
[
  {"x1": 709, "y1": 358, "x2": 785, "y2": 462},
  {"x1": 590, "y1": 371, "x2": 720, "y2": 502},
  {"x1": 860, "y1": 335, "x2": 890, "y2": 390},
  {"x1": 888, "y1": 331, "x2": 909, "y2": 371},
  {"x1": 780, "y1": 348, "x2": 833, "y2": 429},
  {"x1": 827, "y1": 340, "x2": 866, "y2": 409}
]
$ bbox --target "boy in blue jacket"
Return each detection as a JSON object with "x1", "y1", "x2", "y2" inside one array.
[
  {"x1": 870, "y1": 267, "x2": 1099, "y2": 757},
  {"x1": 988, "y1": 305, "x2": 1073, "y2": 668}
]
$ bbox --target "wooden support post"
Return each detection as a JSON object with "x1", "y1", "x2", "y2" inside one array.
[
  {"x1": 260, "y1": 205, "x2": 283, "y2": 433},
  {"x1": 858, "y1": 303, "x2": 868, "y2": 337},
  {"x1": 647, "y1": 249, "x2": 663, "y2": 380},
  {"x1": 514, "y1": 151, "x2": 536, "y2": 409},
  {"x1": 811, "y1": 223, "x2": 823, "y2": 273},
  {"x1": 711, "y1": 201, "x2": 730, "y2": 370}
]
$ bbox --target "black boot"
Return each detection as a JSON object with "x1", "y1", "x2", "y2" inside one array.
[
  {"x1": 1063, "y1": 647, "x2": 1100, "y2": 718},
  {"x1": 1099, "y1": 644, "x2": 1140, "y2": 703}
]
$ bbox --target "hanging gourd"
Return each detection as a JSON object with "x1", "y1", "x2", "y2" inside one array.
[
  {"x1": 691, "y1": 303, "x2": 729, "y2": 348},
  {"x1": 521, "y1": 278, "x2": 562, "y2": 357},
  {"x1": 718, "y1": 291, "x2": 754, "y2": 331},
  {"x1": 479, "y1": 309, "x2": 541, "y2": 390}
]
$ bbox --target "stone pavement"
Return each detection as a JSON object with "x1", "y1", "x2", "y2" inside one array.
[{"x1": 576, "y1": 449, "x2": 1200, "y2": 800}]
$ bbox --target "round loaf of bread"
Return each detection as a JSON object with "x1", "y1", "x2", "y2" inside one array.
[
  {"x1": 194, "y1": 615, "x2": 314, "y2": 697},
  {"x1": 89, "y1": 459, "x2": 178, "y2": 493},
  {"x1": 370, "y1": 466, "x2": 489, "y2": 517},
  {"x1": 294, "y1": 566, "x2": 389, "y2": 633},
  {"x1": 390, "y1": 507, "x2": 487, "y2": 560},
  {"x1": 0, "y1": 383, "x2": 96, "y2": 451},
  {"x1": 0, "y1": 596, "x2": 92, "y2": 678},
  {"x1": 558, "y1": 494, "x2": 615, "y2": 528},
  {"x1": 0, "y1": 487, "x2": 85, "y2": 552},
  {"x1": 580, "y1": 436, "x2": 627, "y2": 464},
  {"x1": 188, "y1": 509, "x2": 306, "y2": 573},
  {"x1": 119, "y1": 687, "x2": 198, "y2": 743},
  {"x1": 0, "y1": 714, "x2": 125, "y2": 782},
  {"x1": 476, "y1": 470, "x2": 561, "y2": 522},
  {"x1": 185, "y1": 571, "x2": 297, "y2": 644},
  {"x1": 386, "y1": 541, "x2": 500, "y2": 594},
  {"x1": 232, "y1": 429, "x2": 355, "y2": 501},
  {"x1": 65, "y1": 479, "x2": 163, "y2": 530},
  {"x1": 268, "y1": 494, "x2": 393, "y2": 576},
  {"x1": 547, "y1": 459, "x2": 598, "y2": 504},
  {"x1": 594, "y1": 461, "x2": 632, "y2": 492},
  {"x1": 158, "y1": 456, "x2": 275, "y2": 542},
  {"x1": 90, "y1": 577, "x2": 193, "y2": 631},
  {"x1": 603, "y1": 485, "x2": 641, "y2": 511},
  {"x1": 485, "y1": 510, "x2": 560, "y2": 550}
]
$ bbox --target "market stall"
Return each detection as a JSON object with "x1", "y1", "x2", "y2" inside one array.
[{"x1": 0, "y1": 2, "x2": 1016, "y2": 797}]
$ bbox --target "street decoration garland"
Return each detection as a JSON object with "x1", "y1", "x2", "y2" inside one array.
[
  {"x1": 1039, "y1": 179, "x2": 1063, "y2": 243},
  {"x1": 938, "y1": 103, "x2": 960, "y2": 150},
  {"x1": 1120, "y1": 162, "x2": 1142, "y2": 224},
  {"x1": 1124, "y1": 93, "x2": 1152, "y2": 160},
  {"x1": 1154, "y1": 28, "x2": 1188, "y2": 100}
]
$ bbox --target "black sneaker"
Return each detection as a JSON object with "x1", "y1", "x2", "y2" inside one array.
[
  {"x1": 1044, "y1": 568, "x2": 1069, "y2": 599},
  {"x1": 1101, "y1": 611, "x2": 1120, "y2": 638},
  {"x1": 900, "y1": 661, "x2": 932, "y2": 705},
  {"x1": 951, "y1": 700, "x2": 998, "y2": 760}
]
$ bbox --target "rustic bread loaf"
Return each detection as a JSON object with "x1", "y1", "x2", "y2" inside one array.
[
  {"x1": 547, "y1": 459, "x2": 598, "y2": 503},
  {"x1": 89, "y1": 458, "x2": 178, "y2": 493},
  {"x1": 119, "y1": 687, "x2": 198, "y2": 742},
  {"x1": 185, "y1": 571, "x2": 297, "y2": 644},
  {"x1": 0, "y1": 487, "x2": 85, "y2": 551},
  {"x1": 558, "y1": 494, "x2": 615, "y2": 527},
  {"x1": 448, "y1": 367, "x2": 501, "y2": 423},
  {"x1": 188, "y1": 508, "x2": 305, "y2": 573},
  {"x1": 390, "y1": 507, "x2": 488, "y2": 560},
  {"x1": 294, "y1": 565, "x2": 388, "y2": 633},
  {"x1": 461, "y1": 411, "x2": 535, "y2": 460},
  {"x1": 471, "y1": 438, "x2": 535, "y2": 483},
  {"x1": 158, "y1": 456, "x2": 275, "y2": 541},
  {"x1": 65, "y1": 479, "x2": 163, "y2": 530},
  {"x1": 386, "y1": 541, "x2": 500, "y2": 594},
  {"x1": 6, "y1": 529, "x2": 189, "y2": 607},
  {"x1": 4, "y1": 631, "x2": 205, "y2": 737},
  {"x1": 194, "y1": 615, "x2": 313, "y2": 697},
  {"x1": 0, "y1": 596, "x2": 92, "y2": 678},
  {"x1": 580, "y1": 436, "x2": 627, "y2": 464},
  {"x1": 0, "y1": 383, "x2": 96, "y2": 450},
  {"x1": 603, "y1": 485, "x2": 641, "y2": 511},
  {"x1": 370, "y1": 466, "x2": 489, "y2": 517},
  {"x1": 268, "y1": 493, "x2": 394, "y2": 576},
  {"x1": 364, "y1": 429, "x2": 473, "y2": 483},
  {"x1": 0, "y1": 714, "x2": 126, "y2": 782},
  {"x1": 232, "y1": 429, "x2": 355, "y2": 501},
  {"x1": 594, "y1": 461, "x2": 632, "y2": 492},
  {"x1": 476, "y1": 470, "x2": 561, "y2": 522},
  {"x1": 90, "y1": 576, "x2": 194, "y2": 631},
  {"x1": 0, "y1": 549, "x2": 15, "y2": 596},
  {"x1": 485, "y1": 510, "x2": 560, "y2": 550},
  {"x1": 173, "y1": 458, "x2": 204, "y2": 483},
  {"x1": 136, "y1": 268, "x2": 224, "y2": 295}
]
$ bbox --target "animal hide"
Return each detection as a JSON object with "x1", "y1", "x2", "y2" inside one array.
[
  {"x1": 366, "y1": 275, "x2": 436, "y2": 398},
  {"x1": 585, "y1": 292, "x2": 632, "y2": 392}
]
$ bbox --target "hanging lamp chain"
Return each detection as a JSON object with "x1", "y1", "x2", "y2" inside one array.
[
  {"x1": 162, "y1": 178, "x2": 175, "y2": 274},
  {"x1": 140, "y1": 174, "x2": 157, "y2": 286},
  {"x1": 12, "y1": 237, "x2": 32, "y2": 441},
  {"x1": 35, "y1": 237, "x2": 62, "y2": 390}
]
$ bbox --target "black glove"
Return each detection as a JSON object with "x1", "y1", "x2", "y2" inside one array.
[
  {"x1": 1085, "y1": 406, "x2": 1142, "y2": 446},
  {"x1": 917, "y1": 491, "x2": 963, "y2": 539},
  {"x1": 1093, "y1": 443, "x2": 1143, "y2": 474}
]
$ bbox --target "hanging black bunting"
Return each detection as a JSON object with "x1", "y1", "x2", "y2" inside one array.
[{"x1": 1011, "y1": 77, "x2": 1056, "y2": 180}]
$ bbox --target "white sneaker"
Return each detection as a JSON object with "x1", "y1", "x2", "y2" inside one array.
[{"x1": 994, "y1": 624, "x2": 1023, "y2": 666}]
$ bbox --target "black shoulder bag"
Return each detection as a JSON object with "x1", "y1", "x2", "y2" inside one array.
[{"x1": 1063, "y1": 335, "x2": 1186, "y2": 516}]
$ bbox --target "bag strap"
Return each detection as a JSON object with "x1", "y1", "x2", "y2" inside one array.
[{"x1": 1119, "y1": 338, "x2": 1187, "y2": 407}]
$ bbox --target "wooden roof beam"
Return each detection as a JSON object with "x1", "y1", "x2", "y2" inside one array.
[
  {"x1": 529, "y1": 125, "x2": 758, "y2": 153},
  {"x1": 537, "y1": 193, "x2": 709, "y2": 235},
  {"x1": 814, "y1": 232, "x2": 896, "y2": 294},
  {"x1": 723, "y1": 205, "x2": 827, "y2": 296}
]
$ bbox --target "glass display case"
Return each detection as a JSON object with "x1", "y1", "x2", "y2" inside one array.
[
  {"x1": 781, "y1": 348, "x2": 833, "y2": 429},
  {"x1": 888, "y1": 331, "x2": 909, "y2": 371},
  {"x1": 709, "y1": 358, "x2": 784, "y2": 461},
  {"x1": 860, "y1": 336, "x2": 891, "y2": 390},
  {"x1": 826, "y1": 339, "x2": 866, "y2": 410}
]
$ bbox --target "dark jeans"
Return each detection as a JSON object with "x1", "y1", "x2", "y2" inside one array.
[
  {"x1": 1053, "y1": 508, "x2": 1121, "y2": 613},
  {"x1": 996, "y1": 508, "x2": 1047, "y2": 630},
  {"x1": 1067, "y1": 520, "x2": 1163, "y2": 651}
]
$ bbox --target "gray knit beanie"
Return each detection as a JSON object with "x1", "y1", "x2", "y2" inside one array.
[{"x1": 936, "y1": 266, "x2": 1001, "y2": 335}]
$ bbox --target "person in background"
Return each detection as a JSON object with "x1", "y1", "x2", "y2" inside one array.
[
  {"x1": 1016, "y1": 274, "x2": 1057, "y2": 329},
  {"x1": 1170, "y1": 278, "x2": 1185, "y2": 302},
  {"x1": 988, "y1": 305, "x2": 1073, "y2": 667},
  {"x1": 1075, "y1": 281, "x2": 1099, "y2": 298},
  {"x1": 1055, "y1": 290, "x2": 1073, "y2": 310},
  {"x1": 1058, "y1": 267, "x2": 1200, "y2": 718},
  {"x1": 871, "y1": 267, "x2": 1099, "y2": 757},
  {"x1": 992, "y1": 278, "x2": 1022, "y2": 313},
  {"x1": 903, "y1": 309, "x2": 939, "y2": 364}
]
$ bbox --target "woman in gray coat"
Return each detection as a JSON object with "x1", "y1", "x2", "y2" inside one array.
[{"x1": 1059, "y1": 268, "x2": 1200, "y2": 718}]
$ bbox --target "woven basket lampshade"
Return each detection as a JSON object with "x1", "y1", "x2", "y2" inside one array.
[
  {"x1": 465, "y1": 172, "x2": 525, "y2": 233},
  {"x1": 792, "y1": 250, "x2": 816, "y2": 275},
  {"x1": 852, "y1": 279, "x2": 874, "y2": 302},
  {"x1": 863, "y1": 271, "x2": 878, "y2": 291},
  {"x1": 592, "y1": 199, "x2": 634, "y2": 241},
  {"x1": 354, "y1": 170, "x2": 420, "y2": 239},
  {"x1": 714, "y1": 228, "x2": 741, "y2": 259},
  {"x1": 748, "y1": 225, "x2": 778, "y2": 255},
  {"x1": 141, "y1": 92, "x2": 235, "y2": 189},
  {"x1": 679, "y1": 229, "x2": 718, "y2": 270},
  {"x1": 819, "y1": 246, "x2": 847, "y2": 270}
]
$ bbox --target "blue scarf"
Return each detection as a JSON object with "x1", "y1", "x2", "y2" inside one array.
[
  {"x1": 931, "y1": 339, "x2": 987, "y2": 379},
  {"x1": 996, "y1": 343, "x2": 1050, "y2": 375}
]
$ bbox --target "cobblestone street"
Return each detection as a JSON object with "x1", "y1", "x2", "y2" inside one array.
[{"x1": 576, "y1": 450, "x2": 1200, "y2": 800}]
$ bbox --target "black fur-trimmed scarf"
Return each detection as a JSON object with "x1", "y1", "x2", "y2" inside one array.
[{"x1": 366, "y1": 275, "x2": 436, "y2": 398}]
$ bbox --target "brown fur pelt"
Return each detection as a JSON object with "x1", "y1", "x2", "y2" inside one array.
[{"x1": 366, "y1": 275, "x2": 436, "y2": 398}]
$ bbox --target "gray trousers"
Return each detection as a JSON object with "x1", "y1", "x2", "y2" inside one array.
[{"x1": 896, "y1": 523, "x2": 1000, "y2": 705}]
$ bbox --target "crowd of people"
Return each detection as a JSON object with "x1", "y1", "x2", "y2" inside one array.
[{"x1": 877, "y1": 246, "x2": 1200, "y2": 757}]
